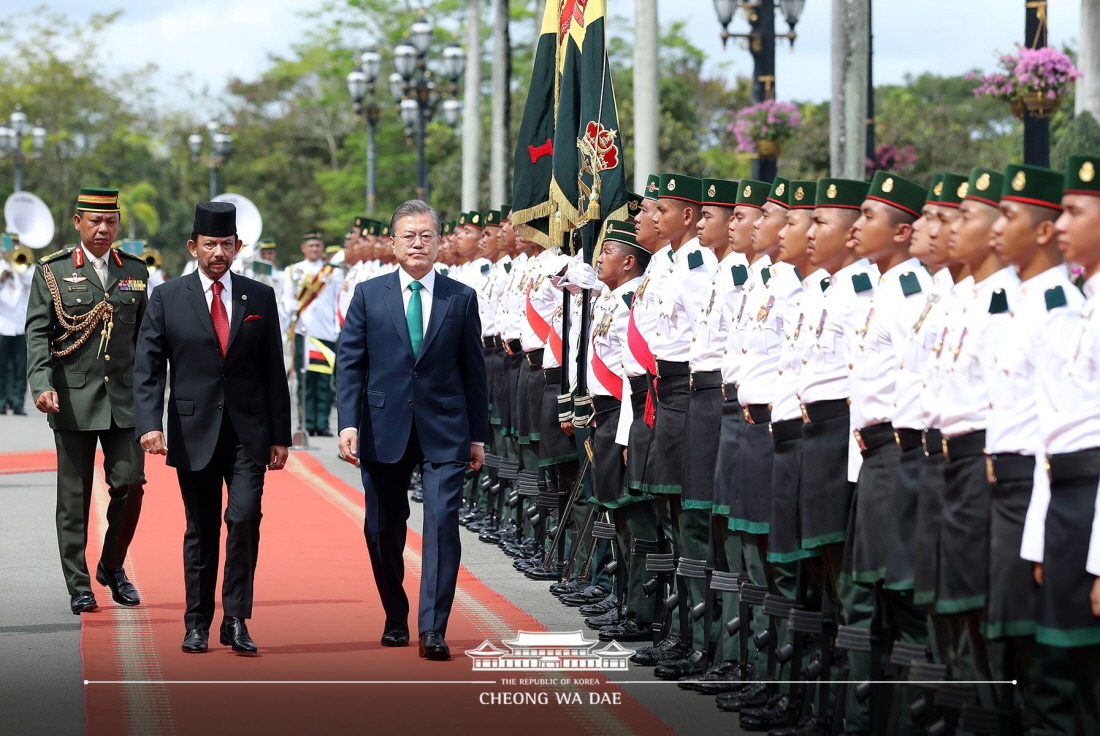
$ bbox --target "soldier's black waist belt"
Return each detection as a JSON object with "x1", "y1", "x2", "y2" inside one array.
[
  {"x1": 482, "y1": 336, "x2": 502, "y2": 348},
  {"x1": 1047, "y1": 448, "x2": 1100, "y2": 484},
  {"x1": 942, "y1": 430, "x2": 986, "y2": 460},
  {"x1": 855, "y1": 422, "x2": 894, "y2": 453},
  {"x1": 655, "y1": 360, "x2": 689, "y2": 378},
  {"x1": 800, "y1": 398, "x2": 849, "y2": 424},
  {"x1": 524, "y1": 348, "x2": 544, "y2": 368},
  {"x1": 592, "y1": 395, "x2": 620, "y2": 414},
  {"x1": 770, "y1": 418, "x2": 803, "y2": 444},
  {"x1": 543, "y1": 367, "x2": 562, "y2": 383},
  {"x1": 503, "y1": 338, "x2": 522, "y2": 355},
  {"x1": 742, "y1": 404, "x2": 772, "y2": 425},
  {"x1": 894, "y1": 428, "x2": 924, "y2": 453},
  {"x1": 984, "y1": 452, "x2": 1035, "y2": 485},
  {"x1": 922, "y1": 429, "x2": 944, "y2": 456},
  {"x1": 721, "y1": 382, "x2": 739, "y2": 403},
  {"x1": 628, "y1": 375, "x2": 650, "y2": 394},
  {"x1": 689, "y1": 370, "x2": 722, "y2": 391}
]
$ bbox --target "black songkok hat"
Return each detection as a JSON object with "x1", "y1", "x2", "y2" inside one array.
[{"x1": 192, "y1": 201, "x2": 237, "y2": 237}]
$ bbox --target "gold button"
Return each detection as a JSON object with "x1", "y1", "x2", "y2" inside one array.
[
  {"x1": 104, "y1": 376, "x2": 109, "y2": 382},
  {"x1": 76, "y1": 298, "x2": 83, "y2": 304},
  {"x1": 130, "y1": 298, "x2": 136, "y2": 303},
  {"x1": 104, "y1": 355, "x2": 110, "y2": 361}
]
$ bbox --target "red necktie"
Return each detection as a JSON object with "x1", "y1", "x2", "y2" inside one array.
[{"x1": 210, "y1": 280, "x2": 229, "y2": 358}]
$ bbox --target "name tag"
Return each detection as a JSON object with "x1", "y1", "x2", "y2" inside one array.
[{"x1": 67, "y1": 286, "x2": 89, "y2": 292}]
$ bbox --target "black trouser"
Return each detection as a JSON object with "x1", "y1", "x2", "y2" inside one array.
[
  {"x1": 54, "y1": 423, "x2": 145, "y2": 595},
  {"x1": 177, "y1": 415, "x2": 266, "y2": 630},
  {"x1": 0, "y1": 333, "x2": 27, "y2": 410}
]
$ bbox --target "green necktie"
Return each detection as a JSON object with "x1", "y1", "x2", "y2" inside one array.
[{"x1": 407, "y1": 280, "x2": 424, "y2": 356}]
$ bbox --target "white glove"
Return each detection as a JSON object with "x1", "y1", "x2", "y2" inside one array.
[{"x1": 562, "y1": 260, "x2": 598, "y2": 293}]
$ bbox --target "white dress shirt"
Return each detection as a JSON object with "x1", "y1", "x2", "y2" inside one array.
[
  {"x1": 397, "y1": 266, "x2": 435, "y2": 336},
  {"x1": 82, "y1": 246, "x2": 110, "y2": 288},
  {"x1": 196, "y1": 269, "x2": 233, "y2": 323}
]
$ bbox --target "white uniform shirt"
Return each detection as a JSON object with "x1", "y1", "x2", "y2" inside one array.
[
  {"x1": 773, "y1": 269, "x2": 829, "y2": 422},
  {"x1": 589, "y1": 277, "x2": 642, "y2": 400},
  {"x1": 283, "y1": 259, "x2": 343, "y2": 342},
  {"x1": 688, "y1": 250, "x2": 750, "y2": 373},
  {"x1": 0, "y1": 262, "x2": 34, "y2": 336},
  {"x1": 738, "y1": 262, "x2": 802, "y2": 407},
  {"x1": 653, "y1": 238, "x2": 717, "y2": 364},
  {"x1": 720, "y1": 255, "x2": 771, "y2": 386}
]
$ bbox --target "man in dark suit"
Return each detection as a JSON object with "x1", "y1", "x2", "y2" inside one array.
[
  {"x1": 336, "y1": 199, "x2": 488, "y2": 661},
  {"x1": 134, "y1": 202, "x2": 291, "y2": 655}
]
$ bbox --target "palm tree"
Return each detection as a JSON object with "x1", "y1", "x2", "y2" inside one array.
[{"x1": 120, "y1": 181, "x2": 160, "y2": 240}]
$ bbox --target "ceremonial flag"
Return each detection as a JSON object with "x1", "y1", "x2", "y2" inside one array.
[{"x1": 306, "y1": 337, "x2": 335, "y2": 375}]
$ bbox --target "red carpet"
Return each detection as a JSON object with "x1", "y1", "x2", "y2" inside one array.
[
  {"x1": 80, "y1": 451, "x2": 673, "y2": 736},
  {"x1": 0, "y1": 449, "x2": 57, "y2": 474}
]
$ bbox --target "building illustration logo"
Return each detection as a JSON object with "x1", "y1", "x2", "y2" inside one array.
[{"x1": 465, "y1": 631, "x2": 633, "y2": 671}]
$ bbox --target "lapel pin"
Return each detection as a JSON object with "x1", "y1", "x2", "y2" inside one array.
[{"x1": 241, "y1": 294, "x2": 248, "y2": 300}]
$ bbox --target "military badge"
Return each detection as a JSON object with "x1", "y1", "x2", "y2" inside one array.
[
  {"x1": 1012, "y1": 171, "x2": 1027, "y2": 191},
  {"x1": 881, "y1": 177, "x2": 894, "y2": 193},
  {"x1": 1082, "y1": 161, "x2": 1096, "y2": 183}
]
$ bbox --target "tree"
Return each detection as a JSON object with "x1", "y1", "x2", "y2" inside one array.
[
  {"x1": 1051, "y1": 111, "x2": 1100, "y2": 170},
  {"x1": 119, "y1": 182, "x2": 160, "y2": 240}
]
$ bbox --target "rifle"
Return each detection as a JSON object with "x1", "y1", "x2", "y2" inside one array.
[{"x1": 540, "y1": 439, "x2": 592, "y2": 570}]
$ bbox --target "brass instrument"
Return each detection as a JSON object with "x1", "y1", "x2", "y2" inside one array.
[
  {"x1": 6, "y1": 244, "x2": 33, "y2": 273},
  {"x1": 141, "y1": 248, "x2": 162, "y2": 272}
]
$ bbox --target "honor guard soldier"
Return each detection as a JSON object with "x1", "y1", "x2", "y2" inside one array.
[
  {"x1": 0, "y1": 237, "x2": 34, "y2": 414},
  {"x1": 283, "y1": 232, "x2": 343, "y2": 436},
  {"x1": 25, "y1": 188, "x2": 147, "y2": 614},
  {"x1": 1021, "y1": 154, "x2": 1100, "y2": 735}
]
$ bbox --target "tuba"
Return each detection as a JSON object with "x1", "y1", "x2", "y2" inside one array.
[{"x1": 4, "y1": 191, "x2": 56, "y2": 249}]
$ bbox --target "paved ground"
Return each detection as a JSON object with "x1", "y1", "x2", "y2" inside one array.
[{"x1": 0, "y1": 405, "x2": 743, "y2": 736}]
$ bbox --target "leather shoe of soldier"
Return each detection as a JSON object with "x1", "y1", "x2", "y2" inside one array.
[
  {"x1": 70, "y1": 591, "x2": 97, "y2": 615},
  {"x1": 550, "y1": 576, "x2": 589, "y2": 596},
  {"x1": 219, "y1": 616, "x2": 258, "y2": 654},
  {"x1": 95, "y1": 563, "x2": 140, "y2": 607},
  {"x1": 654, "y1": 650, "x2": 705, "y2": 680},
  {"x1": 524, "y1": 565, "x2": 561, "y2": 581},
  {"x1": 739, "y1": 693, "x2": 799, "y2": 732},
  {"x1": 419, "y1": 631, "x2": 450, "y2": 660},
  {"x1": 693, "y1": 663, "x2": 748, "y2": 695},
  {"x1": 381, "y1": 622, "x2": 410, "y2": 647},
  {"x1": 598, "y1": 619, "x2": 653, "y2": 642},
  {"x1": 768, "y1": 715, "x2": 823, "y2": 736},
  {"x1": 583, "y1": 608, "x2": 621, "y2": 630},
  {"x1": 579, "y1": 593, "x2": 619, "y2": 616},
  {"x1": 560, "y1": 585, "x2": 609, "y2": 607},
  {"x1": 315, "y1": 429, "x2": 333, "y2": 437},
  {"x1": 715, "y1": 682, "x2": 771, "y2": 712},
  {"x1": 630, "y1": 635, "x2": 690, "y2": 666},
  {"x1": 679, "y1": 660, "x2": 737, "y2": 692},
  {"x1": 181, "y1": 628, "x2": 209, "y2": 653}
]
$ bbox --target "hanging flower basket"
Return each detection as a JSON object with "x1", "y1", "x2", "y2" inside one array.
[
  {"x1": 729, "y1": 100, "x2": 802, "y2": 158},
  {"x1": 1009, "y1": 99, "x2": 1025, "y2": 120},
  {"x1": 971, "y1": 45, "x2": 1080, "y2": 120},
  {"x1": 1022, "y1": 90, "x2": 1063, "y2": 118}
]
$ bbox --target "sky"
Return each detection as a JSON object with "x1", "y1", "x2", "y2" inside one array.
[{"x1": 9, "y1": 0, "x2": 1086, "y2": 109}]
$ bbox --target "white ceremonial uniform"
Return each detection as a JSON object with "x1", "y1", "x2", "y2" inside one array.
[
  {"x1": 283, "y1": 259, "x2": 344, "y2": 342},
  {"x1": 650, "y1": 237, "x2": 714, "y2": 364},
  {"x1": 773, "y1": 269, "x2": 830, "y2": 422},
  {"x1": 589, "y1": 277, "x2": 643, "y2": 403},
  {"x1": 0, "y1": 261, "x2": 34, "y2": 335},
  {"x1": 721, "y1": 255, "x2": 771, "y2": 390},
  {"x1": 688, "y1": 250, "x2": 750, "y2": 375},
  {"x1": 738, "y1": 262, "x2": 803, "y2": 408}
]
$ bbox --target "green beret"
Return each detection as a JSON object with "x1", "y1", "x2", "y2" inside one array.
[
  {"x1": 76, "y1": 187, "x2": 120, "y2": 212},
  {"x1": 1001, "y1": 163, "x2": 1064, "y2": 211},
  {"x1": 964, "y1": 167, "x2": 1004, "y2": 208},
  {"x1": 643, "y1": 174, "x2": 661, "y2": 201},
  {"x1": 604, "y1": 220, "x2": 644, "y2": 252},
  {"x1": 485, "y1": 210, "x2": 502, "y2": 227},
  {"x1": 735, "y1": 179, "x2": 769, "y2": 209},
  {"x1": 659, "y1": 173, "x2": 702, "y2": 204},
  {"x1": 766, "y1": 176, "x2": 791, "y2": 209},
  {"x1": 925, "y1": 174, "x2": 944, "y2": 206},
  {"x1": 789, "y1": 180, "x2": 817, "y2": 210},
  {"x1": 501, "y1": 204, "x2": 512, "y2": 221},
  {"x1": 1065, "y1": 155, "x2": 1100, "y2": 197},
  {"x1": 442, "y1": 220, "x2": 455, "y2": 235},
  {"x1": 815, "y1": 178, "x2": 869, "y2": 210},
  {"x1": 702, "y1": 178, "x2": 738, "y2": 207},
  {"x1": 866, "y1": 171, "x2": 924, "y2": 217},
  {"x1": 934, "y1": 173, "x2": 968, "y2": 208}
]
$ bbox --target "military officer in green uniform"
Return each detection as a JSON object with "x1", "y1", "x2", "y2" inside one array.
[{"x1": 25, "y1": 188, "x2": 148, "y2": 614}]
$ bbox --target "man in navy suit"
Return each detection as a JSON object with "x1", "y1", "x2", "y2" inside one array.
[
  {"x1": 336, "y1": 199, "x2": 488, "y2": 660},
  {"x1": 134, "y1": 202, "x2": 292, "y2": 655}
]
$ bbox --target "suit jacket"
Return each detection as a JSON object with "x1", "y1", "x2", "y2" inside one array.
[
  {"x1": 336, "y1": 269, "x2": 488, "y2": 464},
  {"x1": 133, "y1": 271, "x2": 292, "y2": 471},
  {"x1": 25, "y1": 246, "x2": 149, "y2": 431}
]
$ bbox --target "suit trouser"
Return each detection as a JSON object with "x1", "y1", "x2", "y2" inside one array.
[
  {"x1": 361, "y1": 422, "x2": 466, "y2": 635},
  {"x1": 294, "y1": 334, "x2": 335, "y2": 432},
  {"x1": 0, "y1": 333, "x2": 27, "y2": 410},
  {"x1": 176, "y1": 416, "x2": 265, "y2": 630},
  {"x1": 54, "y1": 423, "x2": 144, "y2": 595}
]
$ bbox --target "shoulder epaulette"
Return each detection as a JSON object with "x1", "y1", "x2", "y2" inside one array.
[
  {"x1": 899, "y1": 272, "x2": 922, "y2": 297},
  {"x1": 989, "y1": 289, "x2": 1009, "y2": 314},
  {"x1": 687, "y1": 250, "x2": 703, "y2": 270},
  {"x1": 39, "y1": 247, "x2": 71, "y2": 264},
  {"x1": 1045, "y1": 285, "x2": 1067, "y2": 311},
  {"x1": 117, "y1": 249, "x2": 144, "y2": 263},
  {"x1": 622, "y1": 291, "x2": 635, "y2": 308},
  {"x1": 852, "y1": 272, "x2": 873, "y2": 293}
]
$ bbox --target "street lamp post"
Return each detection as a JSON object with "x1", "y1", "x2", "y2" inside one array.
[
  {"x1": 0, "y1": 104, "x2": 47, "y2": 192},
  {"x1": 713, "y1": 0, "x2": 806, "y2": 182},
  {"x1": 390, "y1": 14, "x2": 465, "y2": 204},
  {"x1": 347, "y1": 48, "x2": 383, "y2": 215},
  {"x1": 188, "y1": 122, "x2": 233, "y2": 199}
]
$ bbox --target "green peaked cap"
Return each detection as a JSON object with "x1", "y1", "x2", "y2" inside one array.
[
  {"x1": 1001, "y1": 163, "x2": 1065, "y2": 211},
  {"x1": 815, "y1": 178, "x2": 869, "y2": 209},
  {"x1": 866, "y1": 171, "x2": 924, "y2": 217},
  {"x1": 1066, "y1": 154, "x2": 1100, "y2": 197},
  {"x1": 702, "y1": 178, "x2": 738, "y2": 207}
]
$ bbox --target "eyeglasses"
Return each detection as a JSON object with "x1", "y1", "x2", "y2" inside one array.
[{"x1": 397, "y1": 232, "x2": 438, "y2": 245}]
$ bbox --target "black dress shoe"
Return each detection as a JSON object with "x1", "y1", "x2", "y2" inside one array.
[
  {"x1": 182, "y1": 629, "x2": 209, "y2": 653},
  {"x1": 630, "y1": 635, "x2": 690, "y2": 666},
  {"x1": 70, "y1": 591, "x2": 97, "y2": 615},
  {"x1": 739, "y1": 694, "x2": 799, "y2": 732},
  {"x1": 419, "y1": 631, "x2": 450, "y2": 660},
  {"x1": 654, "y1": 651, "x2": 705, "y2": 680},
  {"x1": 688, "y1": 662, "x2": 747, "y2": 695},
  {"x1": 560, "y1": 585, "x2": 610, "y2": 606},
  {"x1": 315, "y1": 429, "x2": 333, "y2": 437},
  {"x1": 579, "y1": 593, "x2": 619, "y2": 616},
  {"x1": 524, "y1": 565, "x2": 562, "y2": 580},
  {"x1": 220, "y1": 616, "x2": 258, "y2": 654},
  {"x1": 583, "y1": 608, "x2": 621, "y2": 630},
  {"x1": 95, "y1": 563, "x2": 140, "y2": 606},
  {"x1": 598, "y1": 619, "x2": 654, "y2": 642},
  {"x1": 716, "y1": 682, "x2": 772, "y2": 712},
  {"x1": 381, "y1": 625, "x2": 410, "y2": 647}
]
